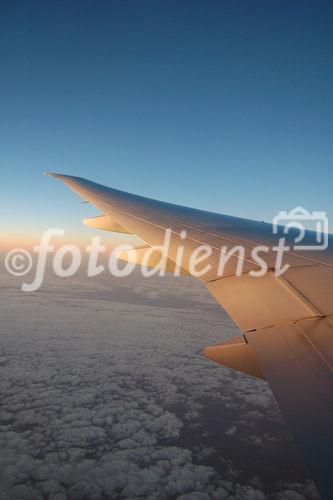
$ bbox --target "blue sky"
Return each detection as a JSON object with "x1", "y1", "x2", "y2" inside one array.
[{"x1": 1, "y1": 0, "x2": 333, "y2": 239}]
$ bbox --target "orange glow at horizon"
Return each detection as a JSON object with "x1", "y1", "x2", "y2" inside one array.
[{"x1": 0, "y1": 228, "x2": 141, "y2": 252}]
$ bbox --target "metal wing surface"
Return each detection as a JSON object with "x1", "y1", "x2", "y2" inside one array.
[{"x1": 48, "y1": 173, "x2": 333, "y2": 499}]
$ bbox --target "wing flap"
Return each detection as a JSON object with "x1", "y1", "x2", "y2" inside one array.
[
  {"x1": 246, "y1": 317, "x2": 333, "y2": 500},
  {"x1": 206, "y1": 271, "x2": 319, "y2": 332}
]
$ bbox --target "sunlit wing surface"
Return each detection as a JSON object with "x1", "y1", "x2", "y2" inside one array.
[{"x1": 47, "y1": 173, "x2": 333, "y2": 499}]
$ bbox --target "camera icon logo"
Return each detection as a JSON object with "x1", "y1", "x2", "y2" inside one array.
[{"x1": 272, "y1": 206, "x2": 328, "y2": 251}]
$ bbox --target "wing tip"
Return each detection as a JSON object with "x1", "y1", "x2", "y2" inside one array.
[
  {"x1": 43, "y1": 171, "x2": 63, "y2": 178},
  {"x1": 44, "y1": 172, "x2": 77, "y2": 183}
]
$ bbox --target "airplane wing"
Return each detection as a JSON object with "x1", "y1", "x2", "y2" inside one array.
[{"x1": 47, "y1": 173, "x2": 333, "y2": 499}]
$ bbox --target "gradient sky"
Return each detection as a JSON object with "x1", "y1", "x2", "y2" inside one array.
[{"x1": 1, "y1": 0, "x2": 333, "y2": 244}]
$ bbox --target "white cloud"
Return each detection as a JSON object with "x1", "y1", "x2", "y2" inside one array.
[{"x1": 0, "y1": 270, "x2": 319, "y2": 499}]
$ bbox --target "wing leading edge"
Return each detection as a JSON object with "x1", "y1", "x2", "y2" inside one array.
[{"x1": 47, "y1": 173, "x2": 333, "y2": 499}]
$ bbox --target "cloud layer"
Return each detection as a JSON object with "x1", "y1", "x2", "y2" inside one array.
[{"x1": 0, "y1": 270, "x2": 319, "y2": 499}]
